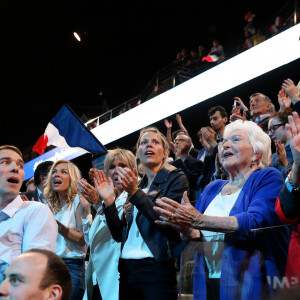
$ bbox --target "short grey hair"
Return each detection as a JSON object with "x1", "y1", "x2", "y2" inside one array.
[
  {"x1": 223, "y1": 120, "x2": 272, "y2": 169},
  {"x1": 249, "y1": 93, "x2": 272, "y2": 104}
]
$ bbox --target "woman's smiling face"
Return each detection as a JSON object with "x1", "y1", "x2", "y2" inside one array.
[{"x1": 219, "y1": 129, "x2": 254, "y2": 173}]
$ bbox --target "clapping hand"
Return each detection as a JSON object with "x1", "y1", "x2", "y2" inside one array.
[
  {"x1": 77, "y1": 178, "x2": 100, "y2": 205},
  {"x1": 93, "y1": 170, "x2": 115, "y2": 207}
]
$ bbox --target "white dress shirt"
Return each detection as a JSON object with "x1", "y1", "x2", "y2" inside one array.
[
  {"x1": 55, "y1": 195, "x2": 87, "y2": 259},
  {"x1": 121, "y1": 188, "x2": 154, "y2": 259},
  {"x1": 0, "y1": 195, "x2": 58, "y2": 278}
]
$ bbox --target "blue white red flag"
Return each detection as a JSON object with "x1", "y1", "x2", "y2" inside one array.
[{"x1": 32, "y1": 104, "x2": 107, "y2": 155}]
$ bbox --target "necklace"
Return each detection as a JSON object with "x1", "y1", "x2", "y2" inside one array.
[{"x1": 221, "y1": 182, "x2": 244, "y2": 195}]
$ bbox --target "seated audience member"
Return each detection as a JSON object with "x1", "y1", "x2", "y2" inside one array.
[
  {"x1": 0, "y1": 145, "x2": 58, "y2": 283},
  {"x1": 208, "y1": 39, "x2": 225, "y2": 63},
  {"x1": 23, "y1": 160, "x2": 54, "y2": 203},
  {"x1": 0, "y1": 249, "x2": 72, "y2": 300},
  {"x1": 154, "y1": 120, "x2": 289, "y2": 300},
  {"x1": 170, "y1": 132, "x2": 203, "y2": 205},
  {"x1": 78, "y1": 149, "x2": 136, "y2": 300},
  {"x1": 173, "y1": 52, "x2": 183, "y2": 65},
  {"x1": 104, "y1": 127, "x2": 189, "y2": 299},
  {"x1": 181, "y1": 48, "x2": 191, "y2": 66},
  {"x1": 275, "y1": 111, "x2": 300, "y2": 287},
  {"x1": 268, "y1": 108, "x2": 294, "y2": 178},
  {"x1": 25, "y1": 177, "x2": 36, "y2": 192},
  {"x1": 44, "y1": 160, "x2": 90, "y2": 300}
]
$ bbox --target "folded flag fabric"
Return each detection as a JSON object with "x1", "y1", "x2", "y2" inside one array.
[
  {"x1": 202, "y1": 55, "x2": 219, "y2": 63},
  {"x1": 32, "y1": 104, "x2": 107, "y2": 155}
]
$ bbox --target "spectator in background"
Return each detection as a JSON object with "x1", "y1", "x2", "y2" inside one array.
[
  {"x1": 23, "y1": 160, "x2": 54, "y2": 203},
  {"x1": 231, "y1": 94, "x2": 274, "y2": 133},
  {"x1": 25, "y1": 177, "x2": 36, "y2": 192},
  {"x1": 0, "y1": 249, "x2": 72, "y2": 300},
  {"x1": 208, "y1": 39, "x2": 225, "y2": 63},
  {"x1": 181, "y1": 48, "x2": 191, "y2": 66},
  {"x1": 208, "y1": 106, "x2": 227, "y2": 142},
  {"x1": 249, "y1": 93, "x2": 273, "y2": 133},
  {"x1": 164, "y1": 113, "x2": 199, "y2": 159},
  {"x1": 187, "y1": 48, "x2": 200, "y2": 69},
  {"x1": 268, "y1": 108, "x2": 294, "y2": 178},
  {"x1": 196, "y1": 126, "x2": 217, "y2": 162},
  {"x1": 44, "y1": 160, "x2": 90, "y2": 300},
  {"x1": 173, "y1": 52, "x2": 183, "y2": 65},
  {"x1": 196, "y1": 106, "x2": 228, "y2": 198},
  {"x1": 0, "y1": 145, "x2": 57, "y2": 283},
  {"x1": 171, "y1": 131, "x2": 203, "y2": 205}
]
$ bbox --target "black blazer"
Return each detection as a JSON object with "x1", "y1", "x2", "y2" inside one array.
[
  {"x1": 22, "y1": 188, "x2": 39, "y2": 202},
  {"x1": 171, "y1": 155, "x2": 203, "y2": 205},
  {"x1": 104, "y1": 164, "x2": 189, "y2": 262}
]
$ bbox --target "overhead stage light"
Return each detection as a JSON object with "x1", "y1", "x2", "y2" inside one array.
[{"x1": 73, "y1": 31, "x2": 81, "y2": 42}]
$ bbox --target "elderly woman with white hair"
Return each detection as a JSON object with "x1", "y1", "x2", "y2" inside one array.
[{"x1": 154, "y1": 120, "x2": 289, "y2": 300}]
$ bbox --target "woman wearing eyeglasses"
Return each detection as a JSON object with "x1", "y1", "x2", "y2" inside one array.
[{"x1": 268, "y1": 107, "x2": 294, "y2": 178}]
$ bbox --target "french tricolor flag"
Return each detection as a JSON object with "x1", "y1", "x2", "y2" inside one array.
[{"x1": 32, "y1": 104, "x2": 107, "y2": 156}]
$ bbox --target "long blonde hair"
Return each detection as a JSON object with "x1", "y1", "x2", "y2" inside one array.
[{"x1": 44, "y1": 160, "x2": 81, "y2": 213}]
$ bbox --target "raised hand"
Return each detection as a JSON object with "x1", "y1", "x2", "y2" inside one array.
[
  {"x1": 164, "y1": 119, "x2": 172, "y2": 129},
  {"x1": 285, "y1": 112, "x2": 300, "y2": 166},
  {"x1": 278, "y1": 89, "x2": 292, "y2": 111},
  {"x1": 234, "y1": 97, "x2": 248, "y2": 111},
  {"x1": 154, "y1": 191, "x2": 201, "y2": 237},
  {"x1": 93, "y1": 170, "x2": 115, "y2": 206},
  {"x1": 175, "y1": 113, "x2": 182, "y2": 125},
  {"x1": 116, "y1": 167, "x2": 139, "y2": 196},
  {"x1": 200, "y1": 127, "x2": 217, "y2": 153},
  {"x1": 275, "y1": 141, "x2": 289, "y2": 167},
  {"x1": 282, "y1": 78, "x2": 299, "y2": 104},
  {"x1": 285, "y1": 112, "x2": 300, "y2": 186},
  {"x1": 77, "y1": 178, "x2": 100, "y2": 205}
]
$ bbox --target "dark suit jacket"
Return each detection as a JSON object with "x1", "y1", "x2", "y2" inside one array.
[
  {"x1": 170, "y1": 155, "x2": 203, "y2": 205},
  {"x1": 104, "y1": 164, "x2": 189, "y2": 262},
  {"x1": 22, "y1": 188, "x2": 39, "y2": 202}
]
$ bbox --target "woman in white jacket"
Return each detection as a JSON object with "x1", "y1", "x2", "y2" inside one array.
[{"x1": 80, "y1": 149, "x2": 136, "y2": 300}]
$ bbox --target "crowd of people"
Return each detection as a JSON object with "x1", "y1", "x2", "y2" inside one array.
[
  {"x1": 0, "y1": 73, "x2": 299, "y2": 300},
  {"x1": 172, "y1": 10, "x2": 296, "y2": 75}
]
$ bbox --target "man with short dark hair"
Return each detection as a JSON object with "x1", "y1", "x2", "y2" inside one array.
[
  {"x1": 0, "y1": 249, "x2": 72, "y2": 300},
  {"x1": 207, "y1": 106, "x2": 228, "y2": 141},
  {"x1": 24, "y1": 160, "x2": 54, "y2": 203},
  {"x1": 0, "y1": 145, "x2": 57, "y2": 282},
  {"x1": 196, "y1": 106, "x2": 228, "y2": 198}
]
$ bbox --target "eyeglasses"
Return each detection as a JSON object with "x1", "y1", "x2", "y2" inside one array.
[
  {"x1": 174, "y1": 138, "x2": 189, "y2": 143},
  {"x1": 268, "y1": 123, "x2": 285, "y2": 134}
]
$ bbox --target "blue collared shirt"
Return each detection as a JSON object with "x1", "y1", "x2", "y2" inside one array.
[{"x1": 0, "y1": 195, "x2": 58, "y2": 281}]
